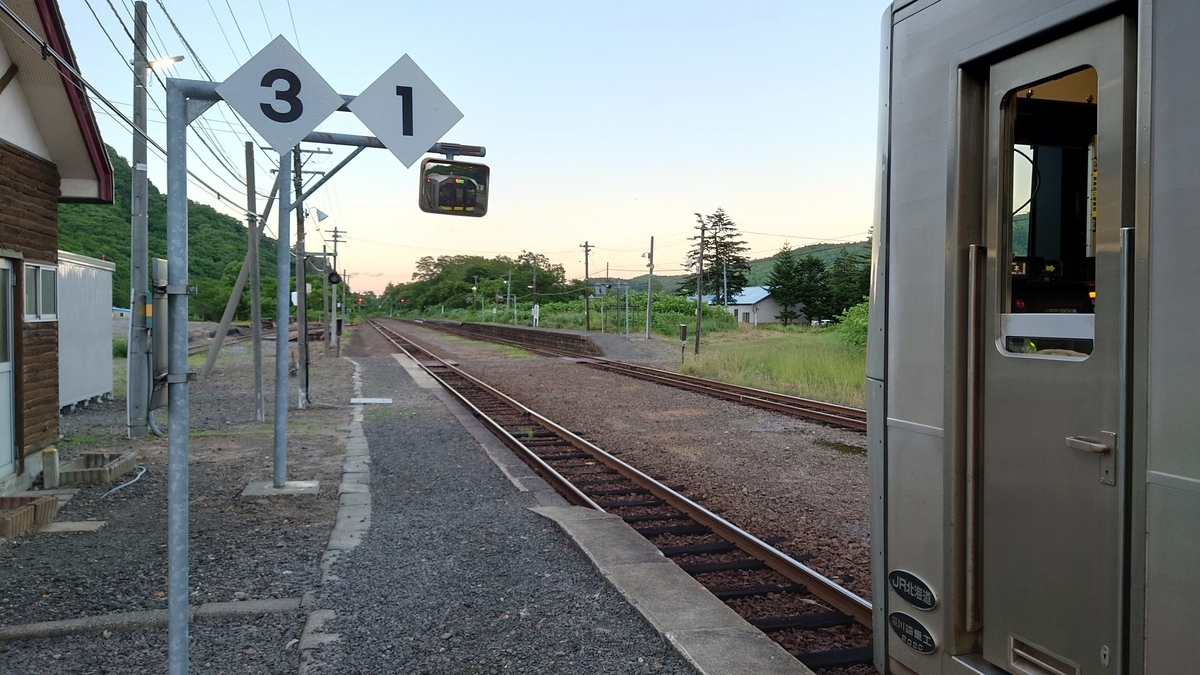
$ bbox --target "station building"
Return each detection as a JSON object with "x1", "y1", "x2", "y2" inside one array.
[{"x1": 0, "y1": 0, "x2": 113, "y2": 493}]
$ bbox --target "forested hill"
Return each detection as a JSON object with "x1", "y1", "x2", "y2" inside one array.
[{"x1": 58, "y1": 145, "x2": 278, "y2": 319}]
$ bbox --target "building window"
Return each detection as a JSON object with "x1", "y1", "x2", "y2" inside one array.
[
  {"x1": 24, "y1": 263, "x2": 57, "y2": 321},
  {"x1": 742, "y1": 312, "x2": 750, "y2": 323}
]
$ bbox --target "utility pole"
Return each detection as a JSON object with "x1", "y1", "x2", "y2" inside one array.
[
  {"x1": 645, "y1": 236, "x2": 654, "y2": 339},
  {"x1": 723, "y1": 260, "x2": 728, "y2": 309},
  {"x1": 580, "y1": 241, "x2": 592, "y2": 331},
  {"x1": 293, "y1": 147, "x2": 307, "y2": 409},
  {"x1": 694, "y1": 213, "x2": 705, "y2": 355},
  {"x1": 507, "y1": 270, "x2": 513, "y2": 325},
  {"x1": 328, "y1": 227, "x2": 343, "y2": 357},
  {"x1": 624, "y1": 282, "x2": 629, "y2": 336},
  {"x1": 247, "y1": 142, "x2": 264, "y2": 422},
  {"x1": 322, "y1": 245, "x2": 330, "y2": 358},
  {"x1": 126, "y1": 0, "x2": 149, "y2": 438}
]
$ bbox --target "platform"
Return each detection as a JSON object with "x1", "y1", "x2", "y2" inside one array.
[{"x1": 297, "y1": 352, "x2": 812, "y2": 674}]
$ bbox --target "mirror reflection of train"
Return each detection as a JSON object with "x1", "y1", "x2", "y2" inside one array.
[
  {"x1": 419, "y1": 158, "x2": 489, "y2": 217},
  {"x1": 871, "y1": 1, "x2": 1197, "y2": 674},
  {"x1": 424, "y1": 174, "x2": 479, "y2": 213}
]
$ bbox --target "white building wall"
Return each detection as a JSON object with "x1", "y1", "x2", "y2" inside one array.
[
  {"x1": 0, "y1": 41, "x2": 51, "y2": 160},
  {"x1": 58, "y1": 252, "x2": 114, "y2": 407}
]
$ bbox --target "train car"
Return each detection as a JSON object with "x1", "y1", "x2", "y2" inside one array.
[{"x1": 869, "y1": 1, "x2": 1195, "y2": 674}]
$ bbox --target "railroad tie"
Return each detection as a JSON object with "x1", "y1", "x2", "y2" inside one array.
[{"x1": 796, "y1": 646, "x2": 875, "y2": 670}]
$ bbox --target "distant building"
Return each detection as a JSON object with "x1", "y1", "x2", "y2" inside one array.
[
  {"x1": 722, "y1": 286, "x2": 803, "y2": 326},
  {"x1": 0, "y1": 0, "x2": 113, "y2": 493}
]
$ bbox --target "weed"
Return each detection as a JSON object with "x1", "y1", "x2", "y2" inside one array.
[{"x1": 682, "y1": 329, "x2": 866, "y2": 406}]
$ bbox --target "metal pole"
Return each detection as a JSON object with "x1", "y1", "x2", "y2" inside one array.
[
  {"x1": 127, "y1": 1, "x2": 149, "y2": 438},
  {"x1": 293, "y1": 148, "x2": 308, "y2": 409},
  {"x1": 645, "y1": 236, "x2": 654, "y2": 339},
  {"x1": 274, "y1": 151, "x2": 291, "y2": 488},
  {"x1": 247, "y1": 142, "x2": 264, "y2": 423},
  {"x1": 202, "y1": 241, "x2": 255, "y2": 378},
  {"x1": 625, "y1": 283, "x2": 629, "y2": 336},
  {"x1": 164, "y1": 78, "x2": 190, "y2": 675},
  {"x1": 694, "y1": 214, "x2": 705, "y2": 355},
  {"x1": 323, "y1": 245, "x2": 330, "y2": 358}
]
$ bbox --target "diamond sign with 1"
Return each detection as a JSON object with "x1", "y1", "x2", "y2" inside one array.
[
  {"x1": 216, "y1": 36, "x2": 345, "y2": 155},
  {"x1": 349, "y1": 55, "x2": 463, "y2": 168}
]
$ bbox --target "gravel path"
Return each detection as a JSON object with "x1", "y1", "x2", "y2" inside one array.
[
  {"x1": 301, "y1": 354, "x2": 697, "y2": 675},
  {"x1": 383, "y1": 321, "x2": 873, "y2": 601},
  {"x1": 0, "y1": 341, "x2": 354, "y2": 673}
]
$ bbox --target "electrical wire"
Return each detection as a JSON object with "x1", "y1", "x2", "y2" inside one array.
[
  {"x1": 254, "y1": 0, "x2": 272, "y2": 37},
  {"x1": 285, "y1": 0, "x2": 302, "y2": 52},
  {"x1": 222, "y1": 0, "x2": 254, "y2": 58},
  {"x1": 149, "y1": 4, "x2": 277, "y2": 180},
  {"x1": 73, "y1": 5, "x2": 251, "y2": 205}
]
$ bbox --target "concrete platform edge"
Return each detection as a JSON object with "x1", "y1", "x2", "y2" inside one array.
[{"x1": 531, "y1": 505, "x2": 814, "y2": 675}]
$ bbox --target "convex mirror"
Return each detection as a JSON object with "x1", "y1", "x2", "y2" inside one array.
[{"x1": 419, "y1": 158, "x2": 489, "y2": 217}]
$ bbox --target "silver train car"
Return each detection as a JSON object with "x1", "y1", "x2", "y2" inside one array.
[{"x1": 869, "y1": 1, "x2": 1195, "y2": 674}]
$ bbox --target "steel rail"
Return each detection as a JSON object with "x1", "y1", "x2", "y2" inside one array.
[
  {"x1": 370, "y1": 320, "x2": 874, "y2": 627},
  {"x1": 409, "y1": 319, "x2": 867, "y2": 431}
]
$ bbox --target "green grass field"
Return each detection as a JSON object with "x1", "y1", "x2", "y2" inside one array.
[{"x1": 681, "y1": 326, "x2": 867, "y2": 407}]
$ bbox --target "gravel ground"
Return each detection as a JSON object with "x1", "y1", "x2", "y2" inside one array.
[
  {"x1": 0, "y1": 340, "x2": 354, "y2": 673},
  {"x1": 382, "y1": 320, "x2": 872, "y2": 601},
  {"x1": 301, "y1": 353, "x2": 697, "y2": 675}
]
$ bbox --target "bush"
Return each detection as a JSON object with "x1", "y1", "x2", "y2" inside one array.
[
  {"x1": 113, "y1": 335, "x2": 128, "y2": 359},
  {"x1": 837, "y1": 300, "x2": 870, "y2": 347}
]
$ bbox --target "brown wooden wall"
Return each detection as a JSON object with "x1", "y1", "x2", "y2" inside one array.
[{"x1": 0, "y1": 139, "x2": 61, "y2": 459}]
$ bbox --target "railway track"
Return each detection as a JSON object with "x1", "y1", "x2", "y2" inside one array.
[
  {"x1": 408, "y1": 320, "x2": 867, "y2": 432},
  {"x1": 368, "y1": 319, "x2": 874, "y2": 672}
]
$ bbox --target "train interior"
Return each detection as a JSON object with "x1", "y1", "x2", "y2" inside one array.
[{"x1": 1004, "y1": 67, "x2": 1098, "y2": 357}]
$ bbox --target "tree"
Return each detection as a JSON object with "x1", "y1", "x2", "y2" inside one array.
[
  {"x1": 676, "y1": 208, "x2": 751, "y2": 303},
  {"x1": 795, "y1": 255, "x2": 831, "y2": 321},
  {"x1": 826, "y1": 247, "x2": 871, "y2": 317},
  {"x1": 766, "y1": 243, "x2": 803, "y2": 325}
]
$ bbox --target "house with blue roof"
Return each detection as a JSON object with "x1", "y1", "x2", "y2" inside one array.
[{"x1": 722, "y1": 286, "x2": 804, "y2": 326}]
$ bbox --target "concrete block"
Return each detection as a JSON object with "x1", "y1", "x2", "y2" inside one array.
[
  {"x1": 240, "y1": 480, "x2": 320, "y2": 497},
  {"x1": 338, "y1": 492, "x2": 370, "y2": 506},
  {"x1": 39, "y1": 521, "x2": 106, "y2": 533}
]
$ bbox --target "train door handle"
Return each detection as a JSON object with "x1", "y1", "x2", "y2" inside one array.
[{"x1": 1066, "y1": 435, "x2": 1111, "y2": 453}]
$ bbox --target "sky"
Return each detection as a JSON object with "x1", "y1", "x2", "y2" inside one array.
[{"x1": 56, "y1": 0, "x2": 890, "y2": 294}]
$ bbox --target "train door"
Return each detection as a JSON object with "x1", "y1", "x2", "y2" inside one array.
[{"x1": 980, "y1": 17, "x2": 1132, "y2": 675}]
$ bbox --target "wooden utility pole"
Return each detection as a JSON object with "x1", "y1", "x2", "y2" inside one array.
[
  {"x1": 293, "y1": 147, "x2": 307, "y2": 408},
  {"x1": 580, "y1": 241, "x2": 592, "y2": 330},
  {"x1": 694, "y1": 213, "x2": 705, "y2": 355},
  {"x1": 645, "y1": 236, "x2": 654, "y2": 339},
  {"x1": 127, "y1": 0, "x2": 149, "y2": 437},
  {"x1": 247, "y1": 142, "x2": 264, "y2": 422}
]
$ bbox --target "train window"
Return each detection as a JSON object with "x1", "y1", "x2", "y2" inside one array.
[{"x1": 1002, "y1": 67, "x2": 1097, "y2": 357}]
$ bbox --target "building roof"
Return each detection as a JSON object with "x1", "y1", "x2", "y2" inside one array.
[
  {"x1": 0, "y1": 0, "x2": 113, "y2": 202},
  {"x1": 729, "y1": 286, "x2": 772, "y2": 305}
]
